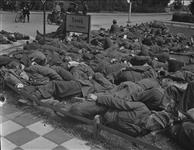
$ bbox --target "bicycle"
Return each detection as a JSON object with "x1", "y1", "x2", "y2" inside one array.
[{"x1": 15, "y1": 11, "x2": 25, "y2": 23}]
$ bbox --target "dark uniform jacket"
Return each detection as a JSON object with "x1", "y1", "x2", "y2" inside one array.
[{"x1": 97, "y1": 95, "x2": 151, "y2": 136}]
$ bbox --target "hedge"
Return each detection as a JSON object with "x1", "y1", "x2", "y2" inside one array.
[{"x1": 172, "y1": 13, "x2": 194, "y2": 23}]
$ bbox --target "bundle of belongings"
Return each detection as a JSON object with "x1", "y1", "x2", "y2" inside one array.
[{"x1": 1, "y1": 21, "x2": 194, "y2": 150}]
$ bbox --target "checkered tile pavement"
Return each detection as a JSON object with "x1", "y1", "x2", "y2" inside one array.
[{"x1": 0, "y1": 103, "x2": 97, "y2": 150}]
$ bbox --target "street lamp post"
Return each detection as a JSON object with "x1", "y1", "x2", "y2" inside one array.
[
  {"x1": 127, "y1": 0, "x2": 132, "y2": 23},
  {"x1": 41, "y1": 0, "x2": 47, "y2": 44}
]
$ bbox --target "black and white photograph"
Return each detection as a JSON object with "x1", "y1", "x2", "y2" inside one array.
[{"x1": 0, "y1": 0, "x2": 194, "y2": 150}]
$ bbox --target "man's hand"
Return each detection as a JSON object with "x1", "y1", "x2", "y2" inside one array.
[
  {"x1": 87, "y1": 94, "x2": 97, "y2": 101},
  {"x1": 178, "y1": 111, "x2": 186, "y2": 120},
  {"x1": 88, "y1": 76, "x2": 93, "y2": 80},
  {"x1": 16, "y1": 83, "x2": 24, "y2": 89}
]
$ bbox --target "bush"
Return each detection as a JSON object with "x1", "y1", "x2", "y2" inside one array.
[
  {"x1": 172, "y1": 13, "x2": 194, "y2": 23},
  {"x1": 190, "y1": 0, "x2": 194, "y2": 15}
]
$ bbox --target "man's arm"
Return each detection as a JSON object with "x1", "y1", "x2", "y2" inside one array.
[
  {"x1": 25, "y1": 65, "x2": 62, "y2": 80},
  {"x1": 125, "y1": 66, "x2": 150, "y2": 72},
  {"x1": 96, "y1": 95, "x2": 146, "y2": 111}
]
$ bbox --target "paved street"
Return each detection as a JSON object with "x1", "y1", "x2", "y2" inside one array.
[{"x1": 1, "y1": 11, "x2": 172, "y2": 37}]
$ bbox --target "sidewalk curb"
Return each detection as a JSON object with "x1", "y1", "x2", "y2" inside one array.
[
  {"x1": 155, "y1": 20, "x2": 194, "y2": 29},
  {"x1": 0, "y1": 11, "x2": 172, "y2": 16}
]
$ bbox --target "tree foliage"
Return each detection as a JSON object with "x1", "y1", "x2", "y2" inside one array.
[
  {"x1": 139, "y1": 0, "x2": 170, "y2": 6},
  {"x1": 173, "y1": 0, "x2": 183, "y2": 10},
  {"x1": 131, "y1": 0, "x2": 170, "y2": 12},
  {"x1": 190, "y1": 0, "x2": 194, "y2": 15},
  {"x1": 1, "y1": 0, "x2": 171, "y2": 12},
  {"x1": 87, "y1": 0, "x2": 171, "y2": 12}
]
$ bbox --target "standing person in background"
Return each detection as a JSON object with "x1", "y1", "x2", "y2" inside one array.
[
  {"x1": 82, "y1": 0, "x2": 88, "y2": 15},
  {"x1": 55, "y1": 3, "x2": 61, "y2": 21},
  {"x1": 22, "y1": 4, "x2": 30, "y2": 23},
  {"x1": 22, "y1": 6, "x2": 27, "y2": 23},
  {"x1": 26, "y1": 3, "x2": 30, "y2": 23},
  {"x1": 55, "y1": 3, "x2": 61, "y2": 14}
]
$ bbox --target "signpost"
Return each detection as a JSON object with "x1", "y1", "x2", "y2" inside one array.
[
  {"x1": 41, "y1": 0, "x2": 47, "y2": 44},
  {"x1": 127, "y1": 0, "x2": 132, "y2": 23},
  {"x1": 65, "y1": 14, "x2": 91, "y2": 43}
]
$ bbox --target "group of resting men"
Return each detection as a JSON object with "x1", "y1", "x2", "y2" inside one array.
[{"x1": 0, "y1": 21, "x2": 194, "y2": 150}]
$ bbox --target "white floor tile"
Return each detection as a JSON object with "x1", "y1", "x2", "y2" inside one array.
[
  {"x1": 1, "y1": 120, "x2": 23, "y2": 136},
  {"x1": 21, "y1": 137, "x2": 57, "y2": 150},
  {"x1": 26, "y1": 121, "x2": 54, "y2": 136},
  {"x1": 61, "y1": 138, "x2": 91, "y2": 150},
  {"x1": 1, "y1": 137, "x2": 17, "y2": 150}
]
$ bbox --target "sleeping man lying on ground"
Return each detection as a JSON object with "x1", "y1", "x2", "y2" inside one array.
[
  {"x1": 165, "y1": 81, "x2": 194, "y2": 150},
  {"x1": 1, "y1": 64, "x2": 176, "y2": 138},
  {"x1": 68, "y1": 80, "x2": 194, "y2": 142},
  {"x1": 1, "y1": 60, "x2": 114, "y2": 101},
  {"x1": 70, "y1": 93, "x2": 173, "y2": 137}
]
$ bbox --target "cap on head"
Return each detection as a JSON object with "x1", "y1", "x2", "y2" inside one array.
[{"x1": 113, "y1": 19, "x2": 117, "y2": 24}]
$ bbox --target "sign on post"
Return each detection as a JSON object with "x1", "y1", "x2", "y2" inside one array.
[{"x1": 65, "y1": 14, "x2": 91, "y2": 43}]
